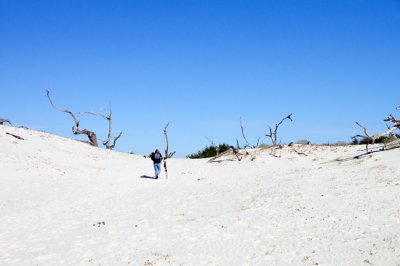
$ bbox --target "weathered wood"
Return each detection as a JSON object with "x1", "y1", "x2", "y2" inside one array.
[
  {"x1": 355, "y1": 111, "x2": 400, "y2": 152},
  {"x1": 0, "y1": 118, "x2": 12, "y2": 126},
  {"x1": 240, "y1": 117, "x2": 252, "y2": 148},
  {"x1": 266, "y1": 113, "x2": 293, "y2": 146},
  {"x1": 81, "y1": 104, "x2": 122, "y2": 150},
  {"x1": 163, "y1": 123, "x2": 176, "y2": 179},
  {"x1": 46, "y1": 90, "x2": 98, "y2": 147},
  {"x1": 6, "y1": 132, "x2": 24, "y2": 140}
]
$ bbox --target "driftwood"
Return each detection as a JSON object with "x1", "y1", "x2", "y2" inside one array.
[
  {"x1": 266, "y1": 113, "x2": 293, "y2": 146},
  {"x1": 46, "y1": 90, "x2": 98, "y2": 147},
  {"x1": 81, "y1": 104, "x2": 122, "y2": 150},
  {"x1": 355, "y1": 109, "x2": 400, "y2": 152},
  {"x1": 0, "y1": 118, "x2": 12, "y2": 126},
  {"x1": 6, "y1": 132, "x2": 24, "y2": 140}
]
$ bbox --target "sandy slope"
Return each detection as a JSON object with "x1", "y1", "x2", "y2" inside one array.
[{"x1": 0, "y1": 125, "x2": 399, "y2": 266}]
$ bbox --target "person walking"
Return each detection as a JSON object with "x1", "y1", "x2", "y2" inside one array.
[{"x1": 150, "y1": 149, "x2": 163, "y2": 179}]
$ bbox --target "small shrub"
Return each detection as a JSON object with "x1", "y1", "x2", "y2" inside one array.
[
  {"x1": 352, "y1": 134, "x2": 400, "y2": 145},
  {"x1": 383, "y1": 135, "x2": 398, "y2": 144},
  {"x1": 187, "y1": 143, "x2": 231, "y2": 159},
  {"x1": 258, "y1": 143, "x2": 270, "y2": 149},
  {"x1": 334, "y1": 141, "x2": 349, "y2": 146},
  {"x1": 295, "y1": 139, "x2": 311, "y2": 145}
]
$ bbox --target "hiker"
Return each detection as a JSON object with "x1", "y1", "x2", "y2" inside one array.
[{"x1": 149, "y1": 149, "x2": 163, "y2": 179}]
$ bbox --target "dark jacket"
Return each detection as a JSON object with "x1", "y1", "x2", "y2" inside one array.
[{"x1": 150, "y1": 152, "x2": 163, "y2": 163}]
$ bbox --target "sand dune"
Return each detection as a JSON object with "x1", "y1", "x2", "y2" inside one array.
[{"x1": 1, "y1": 125, "x2": 399, "y2": 265}]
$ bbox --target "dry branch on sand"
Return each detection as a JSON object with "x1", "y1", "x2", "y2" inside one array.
[
  {"x1": 354, "y1": 107, "x2": 400, "y2": 152},
  {"x1": 6, "y1": 132, "x2": 24, "y2": 140}
]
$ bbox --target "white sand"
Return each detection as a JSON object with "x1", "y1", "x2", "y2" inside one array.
[{"x1": 1, "y1": 125, "x2": 399, "y2": 265}]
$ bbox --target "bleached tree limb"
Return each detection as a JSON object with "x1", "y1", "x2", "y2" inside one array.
[
  {"x1": 46, "y1": 90, "x2": 98, "y2": 147},
  {"x1": 6, "y1": 132, "x2": 24, "y2": 140},
  {"x1": 46, "y1": 90, "x2": 80, "y2": 126},
  {"x1": 266, "y1": 113, "x2": 293, "y2": 146},
  {"x1": 81, "y1": 104, "x2": 122, "y2": 150},
  {"x1": 240, "y1": 117, "x2": 252, "y2": 148},
  {"x1": 384, "y1": 114, "x2": 400, "y2": 128},
  {"x1": 0, "y1": 118, "x2": 12, "y2": 126},
  {"x1": 108, "y1": 131, "x2": 122, "y2": 150},
  {"x1": 355, "y1": 113, "x2": 400, "y2": 152},
  {"x1": 163, "y1": 122, "x2": 175, "y2": 179},
  {"x1": 164, "y1": 123, "x2": 170, "y2": 159},
  {"x1": 355, "y1": 121, "x2": 372, "y2": 152}
]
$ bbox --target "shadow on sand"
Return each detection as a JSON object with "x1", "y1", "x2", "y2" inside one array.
[{"x1": 140, "y1": 175, "x2": 157, "y2": 179}]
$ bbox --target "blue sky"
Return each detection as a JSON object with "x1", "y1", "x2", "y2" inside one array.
[{"x1": 1, "y1": 0, "x2": 399, "y2": 157}]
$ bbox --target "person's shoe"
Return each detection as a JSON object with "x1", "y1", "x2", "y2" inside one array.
[{"x1": 155, "y1": 176, "x2": 158, "y2": 179}]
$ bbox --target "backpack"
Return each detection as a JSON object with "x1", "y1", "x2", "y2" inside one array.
[{"x1": 151, "y1": 152, "x2": 162, "y2": 162}]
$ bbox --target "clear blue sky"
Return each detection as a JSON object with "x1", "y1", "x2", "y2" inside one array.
[{"x1": 1, "y1": 0, "x2": 399, "y2": 157}]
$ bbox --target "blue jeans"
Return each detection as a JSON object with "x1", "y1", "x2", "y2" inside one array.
[{"x1": 154, "y1": 163, "x2": 162, "y2": 177}]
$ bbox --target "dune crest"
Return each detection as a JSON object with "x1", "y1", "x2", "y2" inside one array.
[{"x1": 1, "y1": 125, "x2": 399, "y2": 265}]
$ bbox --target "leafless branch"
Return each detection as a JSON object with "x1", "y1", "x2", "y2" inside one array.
[
  {"x1": 240, "y1": 117, "x2": 252, "y2": 148},
  {"x1": 46, "y1": 90, "x2": 80, "y2": 126},
  {"x1": 108, "y1": 131, "x2": 122, "y2": 150},
  {"x1": 164, "y1": 123, "x2": 170, "y2": 159},
  {"x1": 46, "y1": 90, "x2": 98, "y2": 147},
  {"x1": 0, "y1": 118, "x2": 12, "y2": 126},
  {"x1": 355, "y1": 121, "x2": 371, "y2": 152},
  {"x1": 266, "y1": 113, "x2": 293, "y2": 146},
  {"x1": 6, "y1": 132, "x2": 24, "y2": 140},
  {"x1": 81, "y1": 103, "x2": 122, "y2": 150},
  {"x1": 384, "y1": 114, "x2": 400, "y2": 128},
  {"x1": 256, "y1": 137, "x2": 261, "y2": 147},
  {"x1": 163, "y1": 123, "x2": 175, "y2": 179},
  {"x1": 81, "y1": 111, "x2": 107, "y2": 120}
]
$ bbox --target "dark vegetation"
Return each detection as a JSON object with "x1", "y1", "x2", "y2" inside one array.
[
  {"x1": 187, "y1": 143, "x2": 231, "y2": 159},
  {"x1": 351, "y1": 134, "x2": 400, "y2": 145}
]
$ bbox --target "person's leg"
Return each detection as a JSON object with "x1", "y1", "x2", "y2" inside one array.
[
  {"x1": 154, "y1": 163, "x2": 161, "y2": 178},
  {"x1": 153, "y1": 163, "x2": 158, "y2": 178}
]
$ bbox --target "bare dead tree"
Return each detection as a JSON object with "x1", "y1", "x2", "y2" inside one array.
[
  {"x1": 256, "y1": 137, "x2": 261, "y2": 147},
  {"x1": 0, "y1": 118, "x2": 12, "y2": 126},
  {"x1": 240, "y1": 117, "x2": 252, "y2": 148},
  {"x1": 384, "y1": 114, "x2": 400, "y2": 129},
  {"x1": 354, "y1": 121, "x2": 372, "y2": 152},
  {"x1": 163, "y1": 123, "x2": 176, "y2": 179},
  {"x1": 355, "y1": 111, "x2": 400, "y2": 152},
  {"x1": 81, "y1": 104, "x2": 122, "y2": 150},
  {"x1": 236, "y1": 139, "x2": 241, "y2": 150},
  {"x1": 46, "y1": 90, "x2": 98, "y2": 147},
  {"x1": 163, "y1": 123, "x2": 175, "y2": 159},
  {"x1": 266, "y1": 113, "x2": 293, "y2": 146},
  {"x1": 230, "y1": 145, "x2": 243, "y2": 161}
]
